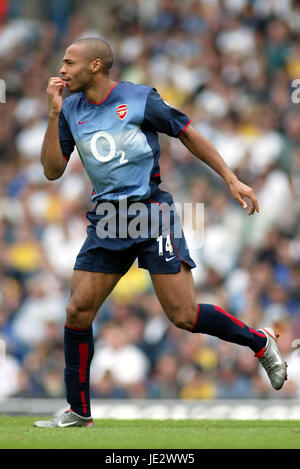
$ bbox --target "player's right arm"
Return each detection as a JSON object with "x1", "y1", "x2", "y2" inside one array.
[{"x1": 41, "y1": 77, "x2": 68, "y2": 180}]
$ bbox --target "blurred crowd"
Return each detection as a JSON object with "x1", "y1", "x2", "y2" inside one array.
[{"x1": 1, "y1": 0, "x2": 300, "y2": 402}]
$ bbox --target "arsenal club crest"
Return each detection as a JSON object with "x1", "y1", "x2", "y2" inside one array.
[{"x1": 116, "y1": 104, "x2": 128, "y2": 120}]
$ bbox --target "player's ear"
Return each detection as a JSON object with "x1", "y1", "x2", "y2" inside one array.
[{"x1": 90, "y1": 58, "x2": 102, "y2": 74}]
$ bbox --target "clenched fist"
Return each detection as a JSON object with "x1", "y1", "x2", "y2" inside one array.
[{"x1": 47, "y1": 77, "x2": 66, "y2": 114}]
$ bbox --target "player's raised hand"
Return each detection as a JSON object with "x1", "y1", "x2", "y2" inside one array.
[
  {"x1": 228, "y1": 179, "x2": 260, "y2": 216},
  {"x1": 46, "y1": 77, "x2": 66, "y2": 114}
]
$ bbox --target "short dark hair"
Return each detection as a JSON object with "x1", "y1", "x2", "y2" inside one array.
[{"x1": 72, "y1": 37, "x2": 114, "y2": 75}]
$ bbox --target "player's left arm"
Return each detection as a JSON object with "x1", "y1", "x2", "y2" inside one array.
[{"x1": 179, "y1": 124, "x2": 259, "y2": 216}]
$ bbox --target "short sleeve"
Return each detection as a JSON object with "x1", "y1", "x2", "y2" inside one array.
[
  {"x1": 59, "y1": 111, "x2": 75, "y2": 161},
  {"x1": 142, "y1": 88, "x2": 191, "y2": 137}
]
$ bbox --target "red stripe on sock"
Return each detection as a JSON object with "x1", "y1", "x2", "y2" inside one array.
[
  {"x1": 214, "y1": 305, "x2": 245, "y2": 328},
  {"x1": 79, "y1": 343, "x2": 89, "y2": 383},
  {"x1": 249, "y1": 328, "x2": 266, "y2": 338},
  {"x1": 255, "y1": 346, "x2": 266, "y2": 359},
  {"x1": 80, "y1": 391, "x2": 87, "y2": 415}
]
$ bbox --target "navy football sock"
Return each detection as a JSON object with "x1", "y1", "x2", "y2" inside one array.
[
  {"x1": 192, "y1": 304, "x2": 267, "y2": 353},
  {"x1": 64, "y1": 324, "x2": 94, "y2": 417}
]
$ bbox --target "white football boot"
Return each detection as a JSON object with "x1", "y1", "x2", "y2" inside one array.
[
  {"x1": 34, "y1": 410, "x2": 94, "y2": 428},
  {"x1": 255, "y1": 327, "x2": 288, "y2": 390}
]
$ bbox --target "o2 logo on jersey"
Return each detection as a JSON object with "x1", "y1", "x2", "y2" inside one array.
[
  {"x1": 91, "y1": 131, "x2": 128, "y2": 164},
  {"x1": 116, "y1": 104, "x2": 128, "y2": 120}
]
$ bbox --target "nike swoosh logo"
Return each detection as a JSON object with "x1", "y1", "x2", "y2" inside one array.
[
  {"x1": 166, "y1": 256, "x2": 175, "y2": 262},
  {"x1": 273, "y1": 349, "x2": 283, "y2": 366},
  {"x1": 58, "y1": 422, "x2": 78, "y2": 428},
  {"x1": 262, "y1": 329, "x2": 283, "y2": 366},
  {"x1": 78, "y1": 120, "x2": 88, "y2": 125}
]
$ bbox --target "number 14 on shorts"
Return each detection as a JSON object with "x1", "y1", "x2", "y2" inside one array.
[{"x1": 156, "y1": 234, "x2": 174, "y2": 257}]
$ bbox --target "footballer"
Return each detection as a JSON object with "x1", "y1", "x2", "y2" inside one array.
[{"x1": 34, "y1": 38, "x2": 287, "y2": 428}]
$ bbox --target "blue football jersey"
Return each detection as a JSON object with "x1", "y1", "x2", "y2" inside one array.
[{"x1": 59, "y1": 81, "x2": 191, "y2": 202}]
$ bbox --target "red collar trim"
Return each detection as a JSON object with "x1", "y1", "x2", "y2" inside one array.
[{"x1": 86, "y1": 81, "x2": 119, "y2": 105}]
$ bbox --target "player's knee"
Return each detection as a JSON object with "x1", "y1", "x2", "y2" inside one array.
[
  {"x1": 66, "y1": 302, "x2": 93, "y2": 328},
  {"x1": 169, "y1": 306, "x2": 196, "y2": 332}
]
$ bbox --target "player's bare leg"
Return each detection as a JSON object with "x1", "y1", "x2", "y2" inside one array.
[
  {"x1": 34, "y1": 270, "x2": 122, "y2": 428},
  {"x1": 66, "y1": 269, "x2": 122, "y2": 328},
  {"x1": 150, "y1": 263, "x2": 287, "y2": 390},
  {"x1": 150, "y1": 263, "x2": 197, "y2": 331}
]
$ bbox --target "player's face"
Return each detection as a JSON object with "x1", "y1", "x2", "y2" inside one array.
[{"x1": 59, "y1": 45, "x2": 93, "y2": 92}]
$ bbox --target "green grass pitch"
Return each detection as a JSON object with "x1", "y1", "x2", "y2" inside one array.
[{"x1": 0, "y1": 417, "x2": 300, "y2": 449}]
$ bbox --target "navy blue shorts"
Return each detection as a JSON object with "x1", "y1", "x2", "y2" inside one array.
[{"x1": 74, "y1": 188, "x2": 196, "y2": 275}]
